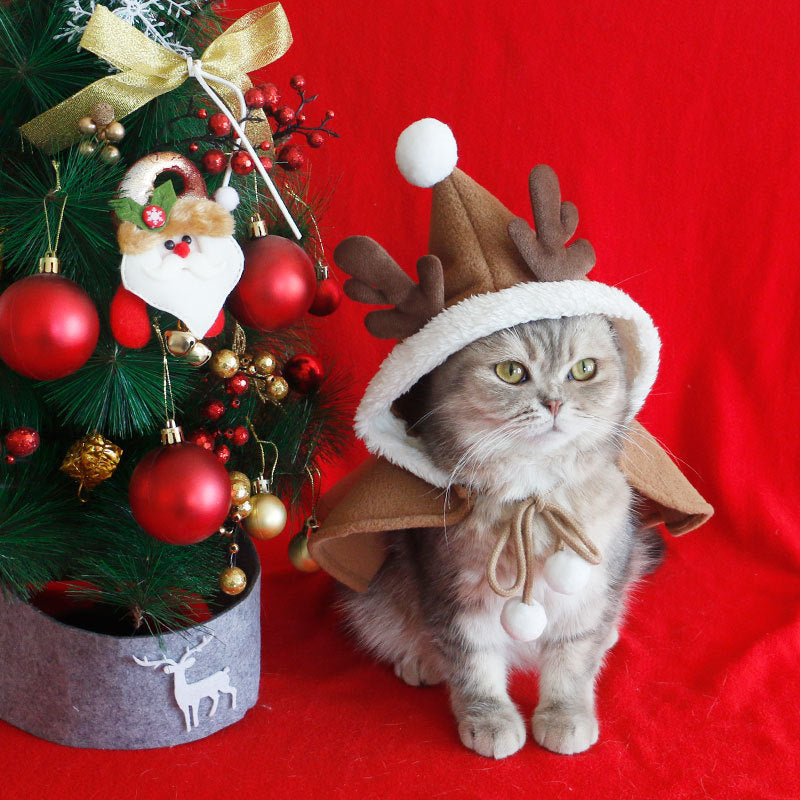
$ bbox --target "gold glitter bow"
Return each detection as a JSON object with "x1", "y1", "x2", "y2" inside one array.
[{"x1": 20, "y1": 3, "x2": 292, "y2": 154}]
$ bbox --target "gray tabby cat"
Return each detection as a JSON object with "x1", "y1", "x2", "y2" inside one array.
[{"x1": 339, "y1": 313, "x2": 662, "y2": 759}]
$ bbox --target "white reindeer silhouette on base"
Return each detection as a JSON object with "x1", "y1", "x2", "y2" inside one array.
[{"x1": 133, "y1": 635, "x2": 237, "y2": 732}]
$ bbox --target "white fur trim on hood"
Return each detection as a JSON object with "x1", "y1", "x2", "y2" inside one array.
[{"x1": 354, "y1": 279, "x2": 660, "y2": 489}]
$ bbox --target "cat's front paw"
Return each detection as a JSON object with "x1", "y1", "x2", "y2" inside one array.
[
  {"x1": 532, "y1": 706, "x2": 599, "y2": 755},
  {"x1": 457, "y1": 701, "x2": 526, "y2": 759}
]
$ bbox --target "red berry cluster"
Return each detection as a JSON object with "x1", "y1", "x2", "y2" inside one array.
[{"x1": 187, "y1": 404, "x2": 250, "y2": 465}]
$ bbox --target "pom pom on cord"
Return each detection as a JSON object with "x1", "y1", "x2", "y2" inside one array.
[
  {"x1": 213, "y1": 185, "x2": 240, "y2": 211},
  {"x1": 543, "y1": 549, "x2": 593, "y2": 595},
  {"x1": 500, "y1": 596, "x2": 547, "y2": 642},
  {"x1": 395, "y1": 118, "x2": 458, "y2": 187}
]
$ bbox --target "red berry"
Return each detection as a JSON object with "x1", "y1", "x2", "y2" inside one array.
[
  {"x1": 214, "y1": 443, "x2": 231, "y2": 464},
  {"x1": 230, "y1": 150, "x2": 255, "y2": 175},
  {"x1": 197, "y1": 108, "x2": 208, "y2": 119},
  {"x1": 276, "y1": 106, "x2": 295, "y2": 126},
  {"x1": 202, "y1": 399, "x2": 226, "y2": 422},
  {"x1": 259, "y1": 155, "x2": 274, "y2": 172},
  {"x1": 4, "y1": 455, "x2": 15, "y2": 465},
  {"x1": 259, "y1": 140, "x2": 272, "y2": 151},
  {"x1": 231, "y1": 425, "x2": 250, "y2": 447},
  {"x1": 188, "y1": 142, "x2": 199, "y2": 153},
  {"x1": 325, "y1": 110, "x2": 335, "y2": 119},
  {"x1": 231, "y1": 398, "x2": 241, "y2": 409},
  {"x1": 259, "y1": 83, "x2": 281, "y2": 112},
  {"x1": 307, "y1": 131, "x2": 325, "y2": 148},
  {"x1": 202, "y1": 149, "x2": 227, "y2": 174},
  {"x1": 278, "y1": 144, "x2": 305, "y2": 172},
  {"x1": 225, "y1": 374, "x2": 250, "y2": 395},
  {"x1": 244, "y1": 87, "x2": 266, "y2": 109},
  {"x1": 296, "y1": 113, "x2": 306, "y2": 124},
  {"x1": 208, "y1": 112, "x2": 231, "y2": 137},
  {"x1": 187, "y1": 429, "x2": 215, "y2": 451},
  {"x1": 289, "y1": 74, "x2": 306, "y2": 91},
  {"x1": 224, "y1": 428, "x2": 234, "y2": 439}
]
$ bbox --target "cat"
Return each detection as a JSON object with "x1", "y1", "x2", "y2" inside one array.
[{"x1": 338, "y1": 314, "x2": 663, "y2": 759}]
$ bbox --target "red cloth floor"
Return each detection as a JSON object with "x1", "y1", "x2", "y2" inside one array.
[{"x1": 1, "y1": 0, "x2": 798, "y2": 797}]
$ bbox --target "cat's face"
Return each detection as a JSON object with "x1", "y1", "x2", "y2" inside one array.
[{"x1": 410, "y1": 315, "x2": 630, "y2": 494}]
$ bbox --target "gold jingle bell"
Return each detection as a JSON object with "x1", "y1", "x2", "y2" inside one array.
[
  {"x1": 244, "y1": 476, "x2": 287, "y2": 540},
  {"x1": 219, "y1": 566, "x2": 247, "y2": 596},
  {"x1": 288, "y1": 525, "x2": 320, "y2": 573},
  {"x1": 209, "y1": 349, "x2": 240, "y2": 379}
]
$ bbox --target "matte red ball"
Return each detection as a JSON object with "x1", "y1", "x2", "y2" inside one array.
[
  {"x1": 110, "y1": 285, "x2": 151, "y2": 348},
  {"x1": 207, "y1": 112, "x2": 231, "y2": 137},
  {"x1": 225, "y1": 373, "x2": 250, "y2": 395},
  {"x1": 202, "y1": 399, "x2": 226, "y2": 422},
  {"x1": 4, "y1": 427, "x2": 40, "y2": 458},
  {"x1": 230, "y1": 150, "x2": 255, "y2": 175},
  {"x1": 284, "y1": 353, "x2": 324, "y2": 393},
  {"x1": 277, "y1": 144, "x2": 305, "y2": 171},
  {"x1": 129, "y1": 442, "x2": 231, "y2": 545},
  {"x1": 231, "y1": 425, "x2": 250, "y2": 446},
  {"x1": 227, "y1": 236, "x2": 316, "y2": 331},
  {"x1": 0, "y1": 273, "x2": 99, "y2": 380},
  {"x1": 201, "y1": 149, "x2": 227, "y2": 174},
  {"x1": 186, "y1": 429, "x2": 215, "y2": 451},
  {"x1": 308, "y1": 277, "x2": 343, "y2": 316},
  {"x1": 244, "y1": 87, "x2": 266, "y2": 108}
]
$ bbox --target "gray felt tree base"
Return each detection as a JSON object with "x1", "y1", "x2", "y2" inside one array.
[{"x1": 0, "y1": 537, "x2": 261, "y2": 749}]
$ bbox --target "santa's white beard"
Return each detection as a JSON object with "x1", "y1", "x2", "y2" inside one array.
[{"x1": 121, "y1": 234, "x2": 244, "y2": 337}]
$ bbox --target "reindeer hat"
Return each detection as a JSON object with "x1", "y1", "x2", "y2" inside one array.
[{"x1": 309, "y1": 119, "x2": 713, "y2": 591}]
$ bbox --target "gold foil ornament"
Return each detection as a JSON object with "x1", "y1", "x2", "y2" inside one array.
[
  {"x1": 60, "y1": 432, "x2": 123, "y2": 499},
  {"x1": 209, "y1": 349, "x2": 240, "y2": 379},
  {"x1": 219, "y1": 566, "x2": 247, "y2": 596}
]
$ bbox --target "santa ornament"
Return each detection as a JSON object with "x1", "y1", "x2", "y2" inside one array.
[
  {"x1": 308, "y1": 119, "x2": 714, "y2": 640},
  {"x1": 109, "y1": 152, "x2": 244, "y2": 340}
]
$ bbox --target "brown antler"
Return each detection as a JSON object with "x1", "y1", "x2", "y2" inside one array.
[
  {"x1": 508, "y1": 165, "x2": 596, "y2": 282},
  {"x1": 335, "y1": 236, "x2": 445, "y2": 339}
]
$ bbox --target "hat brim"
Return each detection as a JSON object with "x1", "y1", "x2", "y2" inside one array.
[{"x1": 354, "y1": 279, "x2": 661, "y2": 489}]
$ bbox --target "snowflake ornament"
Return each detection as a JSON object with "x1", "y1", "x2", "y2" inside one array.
[{"x1": 142, "y1": 205, "x2": 167, "y2": 229}]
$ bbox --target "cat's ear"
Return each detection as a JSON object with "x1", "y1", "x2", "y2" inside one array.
[
  {"x1": 335, "y1": 236, "x2": 444, "y2": 340},
  {"x1": 508, "y1": 165, "x2": 596, "y2": 282}
]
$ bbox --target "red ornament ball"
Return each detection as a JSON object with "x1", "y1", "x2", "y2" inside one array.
[
  {"x1": 289, "y1": 74, "x2": 306, "y2": 91},
  {"x1": 225, "y1": 373, "x2": 250, "y2": 395},
  {"x1": 275, "y1": 106, "x2": 295, "y2": 126},
  {"x1": 228, "y1": 236, "x2": 316, "y2": 331},
  {"x1": 208, "y1": 112, "x2": 231, "y2": 137},
  {"x1": 0, "y1": 273, "x2": 99, "y2": 380},
  {"x1": 278, "y1": 144, "x2": 305, "y2": 172},
  {"x1": 109, "y1": 286, "x2": 151, "y2": 349},
  {"x1": 244, "y1": 87, "x2": 266, "y2": 109},
  {"x1": 201, "y1": 149, "x2": 227, "y2": 174},
  {"x1": 197, "y1": 108, "x2": 208, "y2": 119},
  {"x1": 307, "y1": 131, "x2": 325, "y2": 149},
  {"x1": 186, "y1": 429, "x2": 215, "y2": 451},
  {"x1": 284, "y1": 353, "x2": 324, "y2": 393},
  {"x1": 231, "y1": 425, "x2": 250, "y2": 446},
  {"x1": 4, "y1": 427, "x2": 40, "y2": 458},
  {"x1": 129, "y1": 442, "x2": 231, "y2": 545},
  {"x1": 230, "y1": 150, "x2": 255, "y2": 175},
  {"x1": 214, "y1": 443, "x2": 231, "y2": 464},
  {"x1": 202, "y1": 399, "x2": 226, "y2": 422},
  {"x1": 309, "y1": 276, "x2": 343, "y2": 316},
  {"x1": 259, "y1": 83, "x2": 281, "y2": 112}
]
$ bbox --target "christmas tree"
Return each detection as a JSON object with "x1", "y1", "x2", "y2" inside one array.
[{"x1": 0, "y1": 0, "x2": 347, "y2": 636}]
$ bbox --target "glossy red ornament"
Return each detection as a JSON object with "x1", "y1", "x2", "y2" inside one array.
[
  {"x1": 0, "y1": 273, "x2": 99, "y2": 380},
  {"x1": 4, "y1": 427, "x2": 40, "y2": 458},
  {"x1": 186, "y1": 429, "x2": 215, "y2": 451},
  {"x1": 289, "y1": 74, "x2": 306, "y2": 91},
  {"x1": 307, "y1": 131, "x2": 325, "y2": 149},
  {"x1": 129, "y1": 442, "x2": 231, "y2": 545},
  {"x1": 201, "y1": 149, "x2": 226, "y2": 174},
  {"x1": 259, "y1": 83, "x2": 281, "y2": 112},
  {"x1": 207, "y1": 112, "x2": 231, "y2": 137},
  {"x1": 225, "y1": 373, "x2": 250, "y2": 395},
  {"x1": 231, "y1": 425, "x2": 250, "y2": 446},
  {"x1": 230, "y1": 150, "x2": 255, "y2": 175},
  {"x1": 201, "y1": 399, "x2": 226, "y2": 422},
  {"x1": 214, "y1": 443, "x2": 231, "y2": 464},
  {"x1": 244, "y1": 87, "x2": 266, "y2": 108},
  {"x1": 228, "y1": 236, "x2": 316, "y2": 331},
  {"x1": 277, "y1": 144, "x2": 305, "y2": 171},
  {"x1": 283, "y1": 353, "x2": 324, "y2": 393},
  {"x1": 309, "y1": 276, "x2": 343, "y2": 316}
]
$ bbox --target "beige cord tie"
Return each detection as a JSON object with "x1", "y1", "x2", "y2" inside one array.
[{"x1": 486, "y1": 496, "x2": 602, "y2": 605}]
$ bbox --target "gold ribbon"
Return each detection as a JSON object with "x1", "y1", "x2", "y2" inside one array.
[{"x1": 20, "y1": 3, "x2": 292, "y2": 154}]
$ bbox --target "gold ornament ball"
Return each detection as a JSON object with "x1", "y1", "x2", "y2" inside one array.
[
  {"x1": 288, "y1": 531, "x2": 320, "y2": 573},
  {"x1": 244, "y1": 492, "x2": 287, "y2": 540},
  {"x1": 104, "y1": 121, "x2": 126, "y2": 143},
  {"x1": 91, "y1": 102, "x2": 115, "y2": 126},
  {"x1": 77, "y1": 116, "x2": 97, "y2": 136},
  {"x1": 209, "y1": 349, "x2": 240, "y2": 379},
  {"x1": 78, "y1": 140, "x2": 97, "y2": 157},
  {"x1": 265, "y1": 374, "x2": 289, "y2": 401},
  {"x1": 230, "y1": 497, "x2": 253, "y2": 522},
  {"x1": 100, "y1": 145, "x2": 121, "y2": 164},
  {"x1": 229, "y1": 471, "x2": 251, "y2": 504},
  {"x1": 219, "y1": 566, "x2": 247, "y2": 595},
  {"x1": 253, "y1": 350, "x2": 276, "y2": 376}
]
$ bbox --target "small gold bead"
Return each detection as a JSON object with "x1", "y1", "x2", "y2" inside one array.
[
  {"x1": 229, "y1": 543, "x2": 240, "y2": 554},
  {"x1": 104, "y1": 121, "x2": 125, "y2": 143},
  {"x1": 77, "y1": 116, "x2": 97, "y2": 136},
  {"x1": 265, "y1": 374, "x2": 289, "y2": 401},
  {"x1": 78, "y1": 140, "x2": 97, "y2": 157},
  {"x1": 100, "y1": 145, "x2": 121, "y2": 164}
]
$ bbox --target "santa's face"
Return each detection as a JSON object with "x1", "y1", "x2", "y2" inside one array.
[{"x1": 121, "y1": 230, "x2": 244, "y2": 337}]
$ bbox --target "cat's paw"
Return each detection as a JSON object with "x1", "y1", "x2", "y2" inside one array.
[
  {"x1": 532, "y1": 706, "x2": 599, "y2": 755},
  {"x1": 393, "y1": 654, "x2": 443, "y2": 687},
  {"x1": 457, "y1": 702, "x2": 526, "y2": 759}
]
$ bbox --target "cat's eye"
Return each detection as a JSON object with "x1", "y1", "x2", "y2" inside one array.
[
  {"x1": 568, "y1": 358, "x2": 597, "y2": 381},
  {"x1": 495, "y1": 361, "x2": 528, "y2": 384},
  {"x1": 164, "y1": 240, "x2": 175, "y2": 250}
]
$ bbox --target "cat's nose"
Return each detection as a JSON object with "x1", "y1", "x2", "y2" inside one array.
[
  {"x1": 545, "y1": 399, "x2": 561, "y2": 418},
  {"x1": 173, "y1": 241, "x2": 190, "y2": 258}
]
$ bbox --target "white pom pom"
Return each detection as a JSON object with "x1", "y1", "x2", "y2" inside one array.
[
  {"x1": 543, "y1": 550, "x2": 593, "y2": 595},
  {"x1": 395, "y1": 118, "x2": 458, "y2": 188},
  {"x1": 500, "y1": 597, "x2": 547, "y2": 642},
  {"x1": 213, "y1": 185, "x2": 240, "y2": 211}
]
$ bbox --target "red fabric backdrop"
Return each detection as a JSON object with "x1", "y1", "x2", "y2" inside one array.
[{"x1": 1, "y1": 1, "x2": 798, "y2": 798}]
